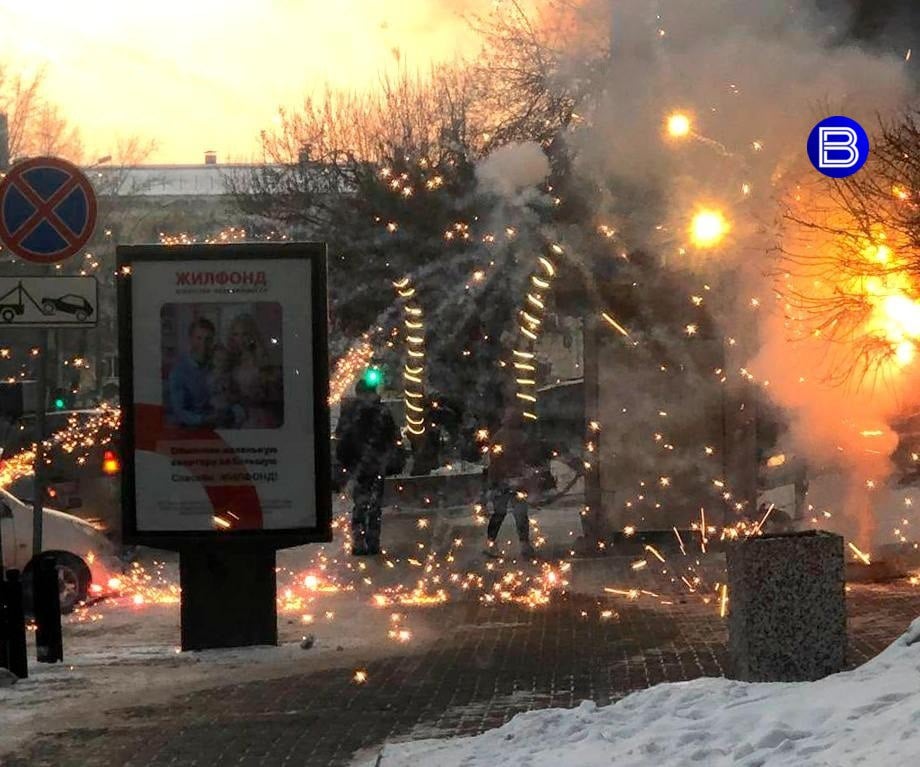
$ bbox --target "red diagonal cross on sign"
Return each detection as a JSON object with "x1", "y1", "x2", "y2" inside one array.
[
  {"x1": 0, "y1": 156, "x2": 98, "y2": 264},
  {"x1": 8, "y1": 173, "x2": 82, "y2": 248}
]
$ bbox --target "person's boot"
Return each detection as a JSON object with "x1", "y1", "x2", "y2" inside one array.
[
  {"x1": 351, "y1": 537, "x2": 368, "y2": 556},
  {"x1": 365, "y1": 541, "x2": 380, "y2": 556},
  {"x1": 483, "y1": 539, "x2": 500, "y2": 558},
  {"x1": 520, "y1": 540, "x2": 536, "y2": 559}
]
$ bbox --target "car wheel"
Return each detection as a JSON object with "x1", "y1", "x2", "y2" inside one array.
[
  {"x1": 24, "y1": 553, "x2": 91, "y2": 614},
  {"x1": 56, "y1": 554, "x2": 91, "y2": 613},
  {"x1": 75, "y1": 310, "x2": 87, "y2": 322},
  {"x1": 42, "y1": 300, "x2": 55, "y2": 315},
  {"x1": 1, "y1": 308, "x2": 14, "y2": 322}
]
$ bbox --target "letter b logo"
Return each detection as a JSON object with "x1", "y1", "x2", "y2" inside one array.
[{"x1": 808, "y1": 116, "x2": 869, "y2": 178}]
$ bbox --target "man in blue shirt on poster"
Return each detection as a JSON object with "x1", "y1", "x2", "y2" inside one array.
[{"x1": 167, "y1": 317, "x2": 218, "y2": 427}]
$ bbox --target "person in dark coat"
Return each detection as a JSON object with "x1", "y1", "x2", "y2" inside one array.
[
  {"x1": 335, "y1": 379, "x2": 400, "y2": 555},
  {"x1": 484, "y1": 406, "x2": 537, "y2": 559}
]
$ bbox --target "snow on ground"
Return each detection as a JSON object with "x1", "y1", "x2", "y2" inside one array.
[{"x1": 363, "y1": 618, "x2": 920, "y2": 767}]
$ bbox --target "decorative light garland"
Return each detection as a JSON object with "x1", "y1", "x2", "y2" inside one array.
[
  {"x1": 393, "y1": 276, "x2": 427, "y2": 436},
  {"x1": 513, "y1": 246, "x2": 559, "y2": 420},
  {"x1": 158, "y1": 226, "x2": 289, "y2": 247}
]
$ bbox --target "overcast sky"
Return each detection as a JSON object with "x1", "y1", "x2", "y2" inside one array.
[{"x1": 0, "y1": 1, "x2": 488, "y2": 163}]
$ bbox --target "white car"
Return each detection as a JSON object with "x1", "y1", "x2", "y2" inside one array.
[{"x1": 0, "y1": 488, "x2": 123, "y2": 612}]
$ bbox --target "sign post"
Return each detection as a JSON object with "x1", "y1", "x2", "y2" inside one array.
[
  {"x1": 117, "y1": 243, "x2": 331, "y2": 650},
  {"x1": 0, "y1": 155, "x2": 97, "y2": 664},
  {"x1": 33, "y1": 327, "x2": 46, "y2": 557}
]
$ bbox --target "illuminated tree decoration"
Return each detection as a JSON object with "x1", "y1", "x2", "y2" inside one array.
[
  {"x1": 513, "y1": 246, "x2": 559, "y2": 421},
  {"x1": 328, "y1": 335, "x2": 375, "y2": 405},
  {"x1": 393, "y1": 276, "x2": 427, "y2": 436}
]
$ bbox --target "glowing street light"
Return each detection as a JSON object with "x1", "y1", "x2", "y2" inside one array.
[
  {"x1": 666, "y1": 112, "x2": 692, "y2": 139},
  {"x1": 690, "y1": 208, "x2": 729, "y2": 248}
]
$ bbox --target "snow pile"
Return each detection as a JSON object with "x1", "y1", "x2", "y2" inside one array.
[{"x1": 367, "y1": 617, "x2": 920, "y2": 767}]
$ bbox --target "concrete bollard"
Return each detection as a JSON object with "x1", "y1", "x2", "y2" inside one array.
[
  {"x1": 726, "y1": 530, "x2": 846, "y2": 682},
  {"x1": 34, "y1": 556, "x2": 63, "y2": 663}
]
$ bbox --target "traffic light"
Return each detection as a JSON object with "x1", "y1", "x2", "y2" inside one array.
[
  {"x1": 362, "y1": 366, "x2": 383, "y2": 388},
  {"x1": 50, "y1": 387, "x2": 69, "y2": 411},
  {"x1": 102, "y1": 449, "x2": 121, "y2": 475}
]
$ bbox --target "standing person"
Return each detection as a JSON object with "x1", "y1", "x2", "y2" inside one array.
[
  {"x1": 484, "y1": 406, "x2": 536, "y2": 559},
  {"x1": 167, "y1": 317, "x2": 218, "y2": 427},
  {"x1": 335, "y1": 379, "x2": 401, "y2": 555}
]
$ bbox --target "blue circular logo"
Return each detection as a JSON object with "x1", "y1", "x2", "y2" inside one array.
[{"x1": 807, "y1": 116, "x2": 869, "y2": 178}]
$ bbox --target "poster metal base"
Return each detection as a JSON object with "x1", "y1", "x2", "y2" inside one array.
[{"x1": 179, "y1": 545, "x2": 277, "y2": 651}]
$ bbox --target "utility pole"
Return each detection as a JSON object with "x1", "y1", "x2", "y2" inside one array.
[
  {"x1": 33, "y1": 314, "x2": 49, "y2": 557},
  {"x1": 0, "y1": 113, "x2": 9, "y2": 172},
  {"x1": 0, "y1": 117, "x2": 8, "y2": 573}
]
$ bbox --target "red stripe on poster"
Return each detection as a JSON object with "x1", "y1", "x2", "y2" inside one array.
[{"x1": 134, "y1": 403, "x2": 264, "y2": 529}]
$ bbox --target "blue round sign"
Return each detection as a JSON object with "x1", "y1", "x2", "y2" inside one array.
[
  {"x1": 0, "y1": 156, "x2": 97, "y2": 263},
  {"x1": 807, "y1": 116, "x2": 870, "y2": 179}
]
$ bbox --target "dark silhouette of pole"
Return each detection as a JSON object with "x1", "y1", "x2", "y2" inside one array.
[
  {"x1": 34, "y1": 555, "x2": 62, "y2": 663},
  {"x1": 32, "y1": 333, "x2": 47, "y2": 557},
  {"x1": 0, "y1": 113, "x2": 9, "y2": 172}
]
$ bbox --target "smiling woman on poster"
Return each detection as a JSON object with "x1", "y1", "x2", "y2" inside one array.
[{"x1": 228, "y1": 313, "x2": 283, "y2": 429}]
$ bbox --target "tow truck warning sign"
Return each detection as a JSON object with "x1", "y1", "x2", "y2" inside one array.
[{"x1": 0, "y1": 275, "x2": 98, "y2": 327}]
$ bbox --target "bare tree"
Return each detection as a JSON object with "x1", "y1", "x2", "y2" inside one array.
[
  {"x1": 467, "y1": 0, "x2": 599, "y2": 149},
  {"x1": 0, "y1": 64, "x2": 82, "y2": 161},
  {"x1": 231, "y1": 64, "x2": 486, "y2": 231}
]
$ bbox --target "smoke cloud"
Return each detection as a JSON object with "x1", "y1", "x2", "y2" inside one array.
[
  {"x1": 474, "y1": 0, "x2": 915, "y2": 544},
  {"x1": 581, "y1": 0, "x2": 913, "y2": 545},
  {"x1": 475, "y1": 140, "x2": 550, "y2": 198}
]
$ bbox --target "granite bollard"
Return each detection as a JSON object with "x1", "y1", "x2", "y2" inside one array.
[{"x1": 726, "y1": 530, "x2": 846, "y2": 682}]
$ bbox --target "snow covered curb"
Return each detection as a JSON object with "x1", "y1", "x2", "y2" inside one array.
[{"x1": 362, "y1": 617, "x2": 920, "y2": 767}]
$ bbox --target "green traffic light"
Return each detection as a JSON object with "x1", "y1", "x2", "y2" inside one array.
[
  {"x1": 53, "y1": 398, "x2": 66, "y2": 410},
  {"x1": 363, "y1": 367, "x2": 383, "y2": 387}
]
